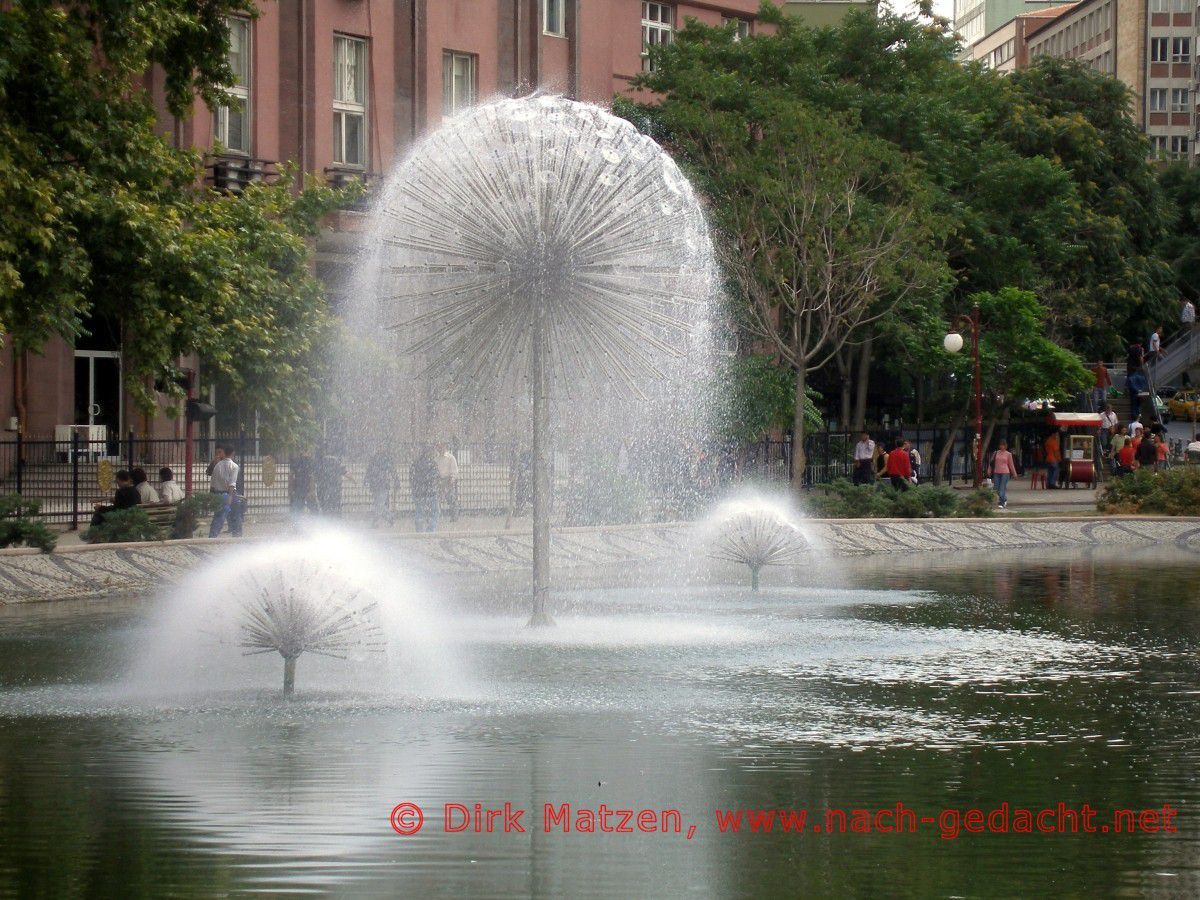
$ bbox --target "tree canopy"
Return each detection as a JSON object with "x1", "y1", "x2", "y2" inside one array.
[{"x1": 0, "y1": 1, "x2": 355, "y2": 442}]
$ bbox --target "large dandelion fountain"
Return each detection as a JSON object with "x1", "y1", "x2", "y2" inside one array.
[{"x1": 368, "y1": 95, "x2": 715, "y2": 626}]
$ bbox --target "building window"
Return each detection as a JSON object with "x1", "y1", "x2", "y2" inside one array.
[
  {"x1": 1172, "y1": 88, "x2": 1190, "y2": 112},
  {"x1": 1150, "y1": 135, "x2": 1168, "y2": 158},
  {"x1": 333, "y1": 35, "x2": 368, "y2": 168},
  {"x1": 442, "y1": 51, "x2": 477, "y2": 116},
  {"x1": 1151, "y1": 37, "x2": 1169, "y2": 62},
  {"x1": 1171, "y1": 135, "x2": 1189, "y2": 159},
  {"x1": 642, "y1": 2, "x2": 673, "y2": 72},
  {"x1": 544, "y1": 0, "x2": 565, "y2": 36},
  {"x1": 1151, "y1": 88, "x2": 1168, "y2": 112},
  {"x1": 722, "y1": 16, "x2": 751, "y2": 41},
  {"x1": 214, "y1": 17, "x2": 251, "y2": 154},
  {"x1": 1172, "y1": 37, "x2": 1191, "y2": 63}
]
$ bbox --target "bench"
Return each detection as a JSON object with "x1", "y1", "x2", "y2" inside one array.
[{"x1": 141, "y1": 503, "x2": 180, "y2": 532}]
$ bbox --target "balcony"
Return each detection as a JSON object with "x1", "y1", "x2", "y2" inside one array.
[{"x1": 204, "y1": 156, "x2": 279, "y2": 194}]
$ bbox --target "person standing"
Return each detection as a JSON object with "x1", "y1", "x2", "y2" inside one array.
[
  {"x1": 1091, "y1": 360, "x2": 1111, "y2": 412},
  {"x1": 1149, "y1": 325, "x2": 1164, "y2": 362},
  {"x1": 437, "y1": 442, "x2": 460, "y2": 523},
  {"x1": 1099, "y1": 404, "x2": 1118, "y2": 453},
  {"x1": 852, "y1": 432, "x2": 875, "y2": 485},
  {"x1": 1109, "y1": 425, "x2": 1128, "y2": 473},
  {"x1": 1155, "y1": 433, "x2": 1169, "y2": 470},
  {"x1": 885, "y1": 439, "x2": 912, "y2": 491},
  {"x1": 1182, "y1": 298, "x2": 1196, "y2": 334},
  {"x1": 1043, "y1": 431, "x2": 1061, "y2": 489},
  {"x1": 158, "y1": 467, "x2": 185, "y2": 503},
  {"x1": 409, "y1": 445, "x2": 441, "y2": 533},
  {"x1": 365, "y1": 451, "x2": 395, "y2": 528},
  {"x1": 208, "y1": 444, "x2": 244, "y2": 538},
  {"x1": 1127, "y1": 368, "x2": 1148, "y2": 421},
  {"x1": 990, "y1": 439, "x2": 1016, "y2": 509},
  {"x1": 1136, "y1": 429, "x2": 1159, "y2": 471}
]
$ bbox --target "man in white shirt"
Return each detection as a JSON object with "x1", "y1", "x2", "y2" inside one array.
[
  {"x1": 437, "y1": 443, "x2": 460, "y2": 522},
  {"x1": 208, "y1": 445, "x2": 245, "y2": 537},
  {"x1": 1129, "y1": 417, "x2": 1145, "y2": 440},
  {"x1": 852, "y1": 432, "x2": 875, "y2": 485},
  {"x1": 1099, "y1": 404, "x2": 1118, "y2": 452}
]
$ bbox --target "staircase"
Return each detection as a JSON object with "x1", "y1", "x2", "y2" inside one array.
[{"x1": 1148, "y1": 329, "x2": 1200, "y2": 388}]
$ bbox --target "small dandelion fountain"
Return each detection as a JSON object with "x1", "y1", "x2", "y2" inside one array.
[
  {"x1": 706, "y1": 497, "x2": 810, "y2": 591},
  {"x1": 238, "y1": 570, "x2": 386, "y2": 697}
]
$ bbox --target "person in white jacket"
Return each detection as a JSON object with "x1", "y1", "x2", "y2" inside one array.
[{"x1": 158, "y1": 466, "x2": 186, "y2": 503}]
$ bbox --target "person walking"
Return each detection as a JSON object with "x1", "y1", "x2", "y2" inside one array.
[
  {"x1": 990, "y1": 439, "x2": 1016, "y2": 509},
  {"x1": 158, "y1": 467, "x2": 185, "y2": 503},
  {"x1": 1043, "y1": 431, "x2": 1061, "y2": 489},
  {"x1": 437, "y1": 442, "x2": 460, "y2": 523},
  {"x1": 1183, "y1": 298, "x2": 1196, "y2": 333},
  {"x1": 208, "y1": 444, "x2": 244, "y2": 538},
  {"x1": 1091, "y1": 360, "x2": 1111, "y2": 412},
  {"x1": 365, "y1": 451, "x2": 395, "y2": 527},
  {"x1": 409, "y1": 444, "x2": 441, "y2": 533},
  {"x1": 852, "y1": 432, "x2": 875, "y2": 485},
  {"x1": 1155, "y1": 433, "x2": 1170, "y2": 470},
  {"x1": 885, "y1": 439, "x2": 912, "y2": 491},
  {"x1": 1149, "y1": 325, "x2": 1164, "y2": 362}
]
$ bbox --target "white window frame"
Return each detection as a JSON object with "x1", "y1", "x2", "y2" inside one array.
[
  {"x1": 1171, "y1": 88, "x2": 1190, "y2": 113},
  {"x1": 1150, "y1": 135, "x2": 1169, "y2": 158},
  {"x1": 214, "y1": 17, "x2": 251, "y2": 155},
  {"x1": 333, "y1": 35, "x2": 368, "y2": 169},
  {"x1": 1151, "y1": 37, "x2": 1169, "y2": 62},
  {"x1": 544, "y1": 0, "x2": 565, "y2": 37},
  {"x1": 1150, "y1": 88, "x2": 1168, "y2": 112},
  {"x1": 442, "y1": 50, "x2": 477, "y2": 116},
  {"x1": 1172, "y1": 36, "x2": 1191, "y2": 63},
  {"x1": 1171, "y1": 135, "x2": 1189, "y2": 159},
  {"x1": 642, "y1": 2, "x2": 673, "y2": 72},
  {"x1": 722, "y1": 16, "x2": 751, "y2": 41}
]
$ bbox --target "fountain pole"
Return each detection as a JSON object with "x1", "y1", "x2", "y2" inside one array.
[
  {"x1": 528, "y1": 306, "x2": 554, "y2": 627},
  {"x1": 282, "y1": 656, "x2": 296, "y2": 697}
]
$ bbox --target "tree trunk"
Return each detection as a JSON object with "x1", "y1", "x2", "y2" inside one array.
[
  {"x1": 835, "y1": 349, "x2": 851, "y2": 431},
  {"x1": 790, "y1": 365, "x2": 808, "y2": 494},
  {"x1": 851, "y1": 334, "x2": 873, "y2": 433},
  {"x1": 934, "y1": 407, "x2": 967, "y2": 485}
]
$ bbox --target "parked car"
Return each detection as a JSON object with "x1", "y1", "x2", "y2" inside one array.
[{"x1": 1168, "y1": 389, "x2": 1200, "y2": 422}]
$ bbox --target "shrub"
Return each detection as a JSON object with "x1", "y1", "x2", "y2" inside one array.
[
  {"x1": 958, "y1": 486, "x2": 998, "y2": 518},
  {"x1": 562, "y1": 469, "x2": 654, "y2": 526},
  {"x1": 1098, "y1": 466, "x2": 1200, "y2": 515},
  {"x1": 171, "y1": 493, "x2": 226, "y2": 539},
  {"x1": 84, "y1": 507, "x2": 163, "y2": 544},
  {"x1": 806, "y1": 479, "x2": 891, "y2": 518},
  {"x1": 889, "y1": 483, "x2": 960, "y2": 518},
  {"x1": 806, "y1": 479, "x2": 993, "y2": 519},
  {"x1": 0, "y1": 495, "x2": 56, "y2": 552}
]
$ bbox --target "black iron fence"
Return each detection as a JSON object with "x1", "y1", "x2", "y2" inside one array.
[
  {"x1": 0, "y1": 432, "x2": 562, "y2": 527},
  {"x1": 0, "y1": 425, "x2": 1050, "y2": 527}
]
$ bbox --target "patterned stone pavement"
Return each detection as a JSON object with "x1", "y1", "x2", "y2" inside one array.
[{"x1": 0, "y1": 517, "x2": 1197, "y2": 604}]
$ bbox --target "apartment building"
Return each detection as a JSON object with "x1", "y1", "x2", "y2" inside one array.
[
  {"x1": 1025, "y1": 0, "x2": 1197, "y2": 161},
  {"x1": 953, "y1": 0, "x2": 1079, "y2": 54},
  {"x1": 969, "y1": 4, "x2": 1078, "y2": 72}
]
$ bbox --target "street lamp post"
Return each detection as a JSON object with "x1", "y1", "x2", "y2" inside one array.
[{"x1": 944, "y1": 304, "x2": 983, "y2": 487}]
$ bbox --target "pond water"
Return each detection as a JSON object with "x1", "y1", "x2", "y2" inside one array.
[{"x1": 1, "y1": 548, "x2": 1198, "y2": 897}]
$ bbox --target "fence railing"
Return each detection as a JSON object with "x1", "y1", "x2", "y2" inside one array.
[{"x1": 0, "y1": 426, "x2": 1026, "y2": 527}]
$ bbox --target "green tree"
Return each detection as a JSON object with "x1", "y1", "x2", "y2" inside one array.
[
  {"x1": 0, "y1": 1, "x2": 355, "y2": 443},
  {"x1": 714, "y1": 354, "x2": 822, "y2": 445},
  {"x1": 1158, "y1": 163, "x2": 1200, "y2": 306}
]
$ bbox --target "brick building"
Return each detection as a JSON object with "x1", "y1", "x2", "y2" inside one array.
[{"x1": 3, "y1": 0, "x2": 783, "y2": 442}]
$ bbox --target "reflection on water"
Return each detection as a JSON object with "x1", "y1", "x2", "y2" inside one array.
[{"x1": 1, "y1": 548, "x2": 1199, "y2": 896}]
